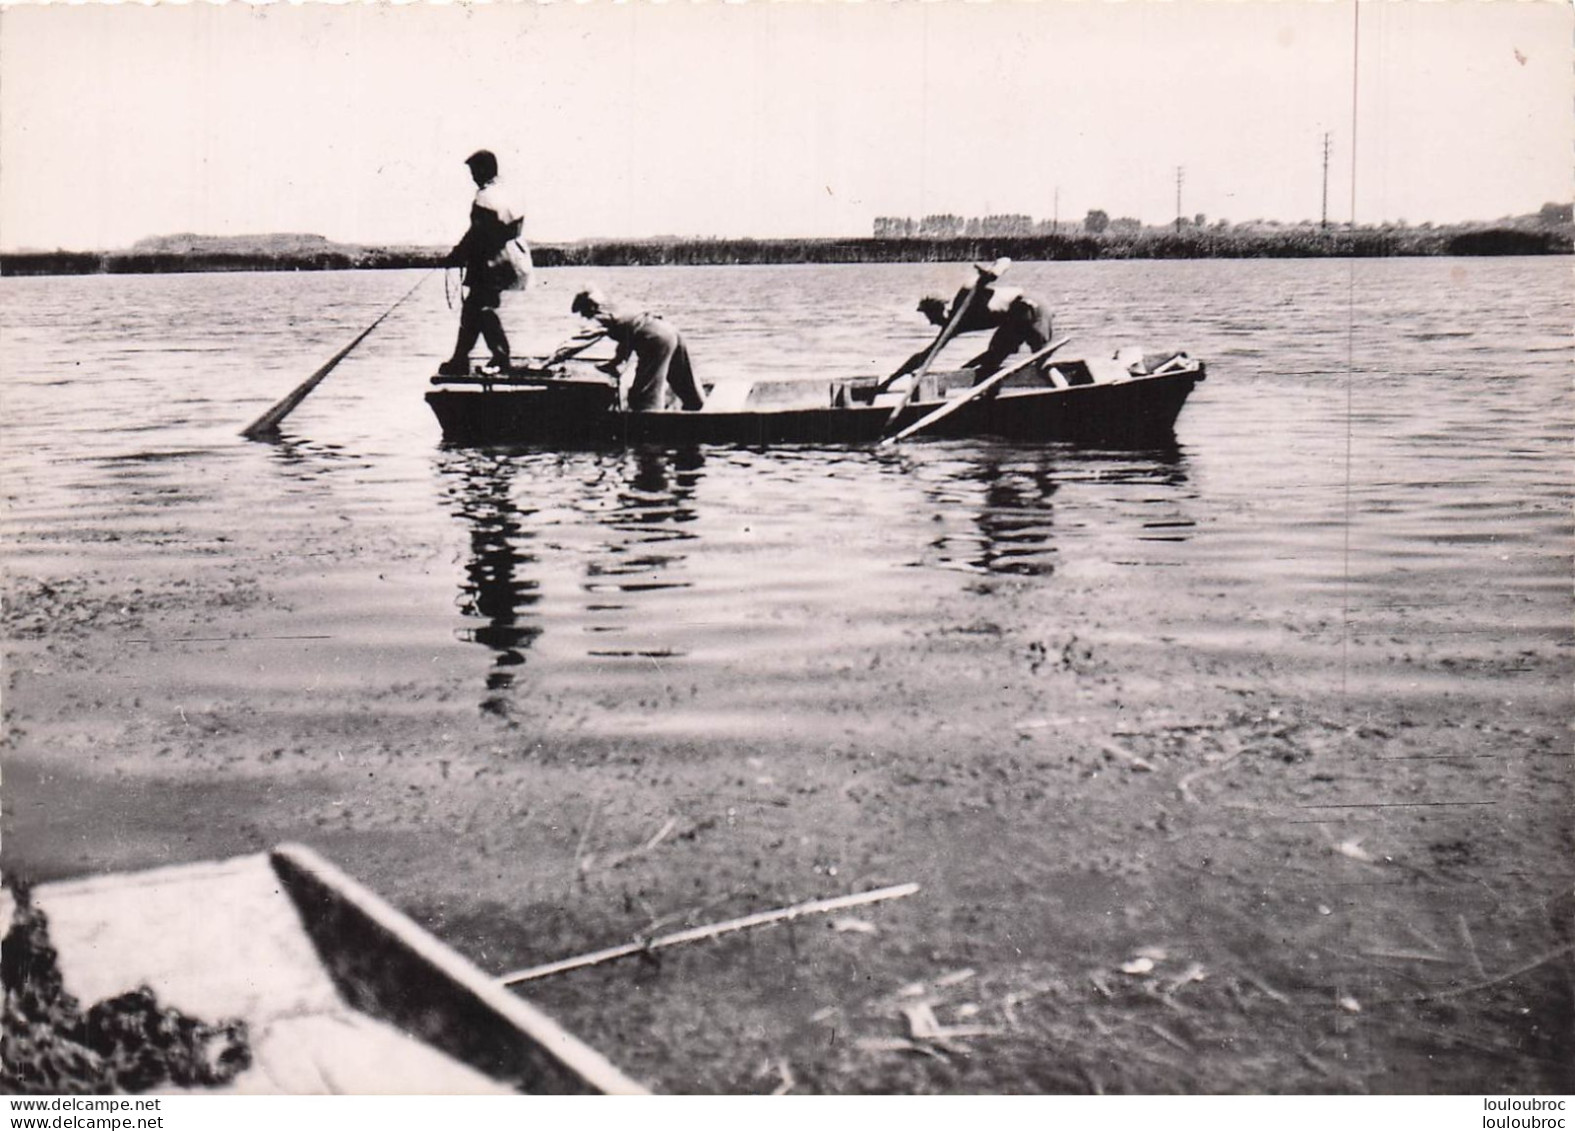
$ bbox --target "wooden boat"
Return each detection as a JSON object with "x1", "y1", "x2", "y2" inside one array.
[
  {"x1": 23, "y1": 845, "x2": 646, "y2": 1094},
  {"x1": 425, "y1": 350, "x2": 1206, "y2": 448}
]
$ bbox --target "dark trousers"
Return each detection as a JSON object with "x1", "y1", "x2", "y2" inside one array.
[
  {"x1": 626, "y1": 317, "x2": 705, "y2": 412},
  {"x1": 970, "y1": 300, "x2": 1053, "y2": 383},
  {"x1": 449, "y1": 285, "x2": 509, "y2": 366}
]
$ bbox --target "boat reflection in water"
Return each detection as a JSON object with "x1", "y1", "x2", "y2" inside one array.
[
  {"x1": 918, "y1": 442, "x2": 1193, "y2": 576},
  {"x1": 436, "y1": 445, "x2": 705, "y2": 709},
  {"x1": 581, "y1": 446, "x2": 704, "y2": 618},
  {"x1": 439, "y1": 449, "x2": 544, "y2": 704},
  {"x1": 436, "y1": 439, "x2": 1194, "y2": 714}
]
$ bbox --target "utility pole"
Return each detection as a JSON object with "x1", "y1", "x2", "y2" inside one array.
[
  {"x1": 1321, "y1": 132, "x2": 1331, "y2": 230},
  {"x1": 1053, "y1": 186, "x2": 1060, "y2": 235},
  {"x1": 1174, "y1": 167, "x2": 1184, "y2": 233}
]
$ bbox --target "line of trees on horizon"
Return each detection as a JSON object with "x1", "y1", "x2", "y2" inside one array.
[
  {"x1": 875, "y1": 201, "x2": 1575, "y2": 239},
  {"x1": 2, "y1": 204, "x2": 1570, "y2": 277}
]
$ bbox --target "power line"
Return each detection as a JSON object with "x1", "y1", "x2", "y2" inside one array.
[{"x1": 1321, "y1": 132, "x2": 1332, "y2": 229}]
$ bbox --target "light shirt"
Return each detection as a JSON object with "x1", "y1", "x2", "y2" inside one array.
[
  {"x1": 473, "y1": 180, "x2": 521, "y2": 226},
  {"x1": 983, "y1": 286, "x2": 1025, "y2": 314}
]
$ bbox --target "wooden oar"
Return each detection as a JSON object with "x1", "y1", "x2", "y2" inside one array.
[
  {"x1": 240, "y1": 271, "x2": 432, "y2": 439},
  {"x1": 878, "y1": 337, "x2": 1070, "y2": 447},
  {"x1": 876, "y1": 265, "x2": 1009, "y2": 433},
  {"x1": 876, "y1": 267, "x2": 999, "y2": 397}
]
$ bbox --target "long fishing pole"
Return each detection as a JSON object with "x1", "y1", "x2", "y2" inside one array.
[
  {"x1": 240, "y1": 270, "x2": 434, "y2": 439},
  {"x1": 496, "y1": 881, "x2": 920, "y2": 986}
]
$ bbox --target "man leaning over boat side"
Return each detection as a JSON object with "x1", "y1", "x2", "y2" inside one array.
[
  {"x1": 893, "y1": 259, "x2": 1055, "y2": 385},
  {"x1": 438, "y1": 149, "x2": 532, "y2": 377},
  {"x1": 557, "y1": 289, "x2": 706, "y2": 412}
]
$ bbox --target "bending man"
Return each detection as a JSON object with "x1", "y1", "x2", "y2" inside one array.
[
  {"x1": 439, "y1": 149, "x2": 530, "y2": 376},
  {"x1": 562, "y1": 289, "x2": 705, "y2": 412},
  {"x1": 894, "y1": 258, "x2": 1054, "y2": 385}
]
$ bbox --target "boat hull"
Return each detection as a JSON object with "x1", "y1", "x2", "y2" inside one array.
[
  {"x1": 22, "y1": 845, "x2": 645, "y2": 1094},
  {"x1": 426, "y1": 363, "x2": 1205, "y2": 448}
]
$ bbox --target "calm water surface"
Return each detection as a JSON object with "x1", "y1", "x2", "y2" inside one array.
[{"x1": 1, "y1": 258, "x2": 1569, "y2": 735}]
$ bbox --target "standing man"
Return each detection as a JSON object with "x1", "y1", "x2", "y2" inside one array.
[
  {"x1": 892, "y1": 258, "x2": 1055, "y2": 385},
  {"x1": 557, "y1": 288, "x2": 706, "y2": 412},
  {"x1": 439, "y1": 149, "x2": 531, "y2": 376}
]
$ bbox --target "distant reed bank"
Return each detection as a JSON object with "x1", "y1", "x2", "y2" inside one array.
[{"x1": 3, "y1": 223, "x2": 1569, "y2": 276}]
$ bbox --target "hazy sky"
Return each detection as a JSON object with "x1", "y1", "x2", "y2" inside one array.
[{"x1": 0, "y1": 0, "x2": 1569, "y2": 250}]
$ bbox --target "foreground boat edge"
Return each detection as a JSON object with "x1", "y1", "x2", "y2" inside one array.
[{"x1": 269, "y1": 843, "x2": 648, "y2": 1095}]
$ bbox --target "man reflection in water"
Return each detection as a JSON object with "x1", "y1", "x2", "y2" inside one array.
[
  {"x1": 893, "y1": 258, "x2": 1055, "y2": 385},
  {"x1": 439, "y1": 149, "x2": 531, "y2": 377},
  {"x1": 555, "y1": 288, "x2": 706, "y2": 412}
]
